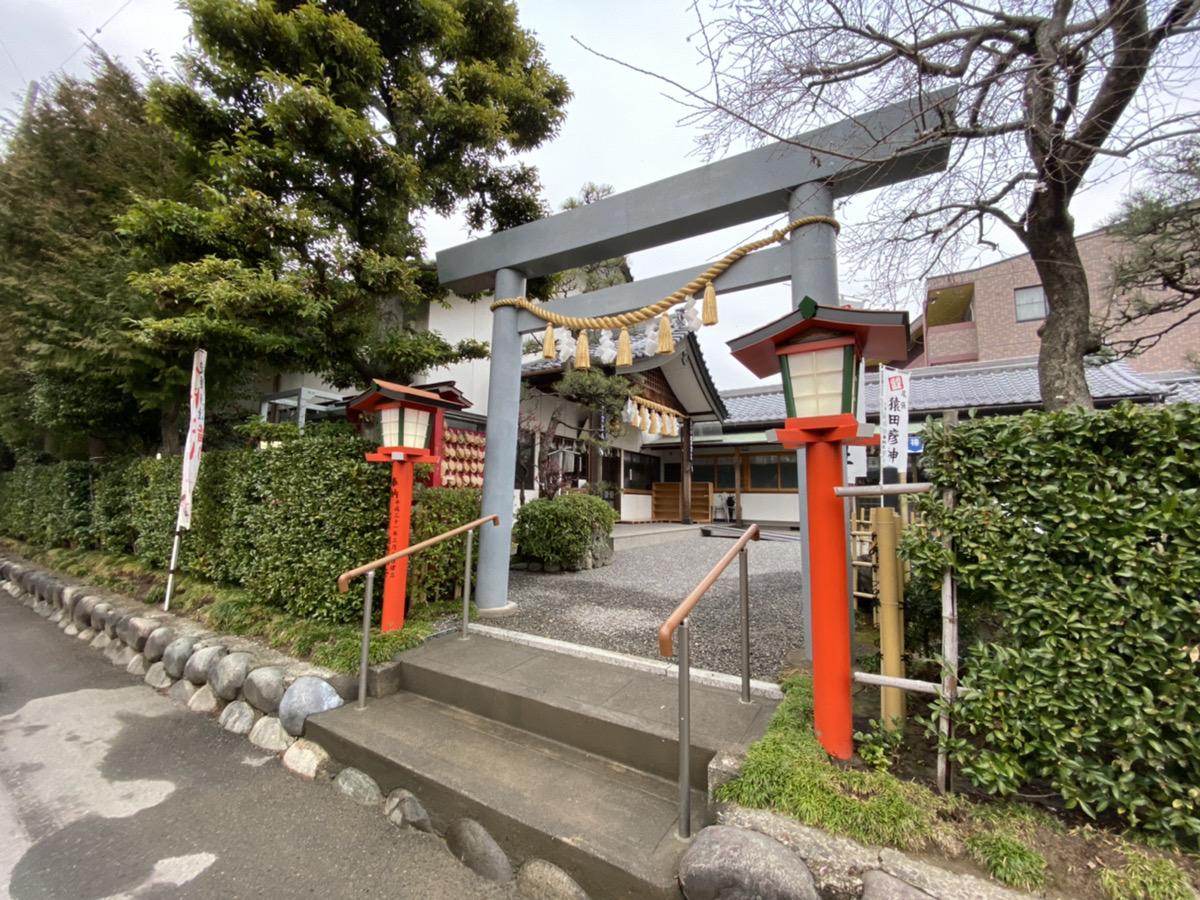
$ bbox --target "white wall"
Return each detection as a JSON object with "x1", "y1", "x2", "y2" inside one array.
[
  {"x1": 740, "y1": 493, "x2": 802, "y2": 525},
  {"x1": 424, "y1": 296, "x2": 495, "y2": 415},
  {"x1": 620, "y1": 493, "x2": 652, "y2": 522}
]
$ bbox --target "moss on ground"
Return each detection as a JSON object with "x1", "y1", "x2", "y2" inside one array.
[
  {"x1": 1100, "y1": 850, "x2": 1195, "y2": 900},
  {"x1": 4, "y1": 540, "x2": 455, "y2": 673},
  {"x1": 717, "y1": 675, "x2": 1200, "y2": 897}
]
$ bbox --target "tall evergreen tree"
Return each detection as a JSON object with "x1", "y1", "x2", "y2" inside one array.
[
  {"x1": 122, "y1": 0, "x2": 570, "y2": 434},
  {"x1": 0, "y1": 58, "x2": 194, "y2": 456}
]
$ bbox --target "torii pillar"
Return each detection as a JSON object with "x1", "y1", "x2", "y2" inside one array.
[{"x1": 436, "y1": 90, "x2": 955, "y2": 617}]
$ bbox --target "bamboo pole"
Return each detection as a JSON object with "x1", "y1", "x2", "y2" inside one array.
[{"x1": 873, "y1": 507, "x2": 906, "y2": 728}]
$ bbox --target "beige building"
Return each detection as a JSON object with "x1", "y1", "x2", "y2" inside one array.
[{"x1": 914, "y1": 228, "x2": 1199, "y2": 374}]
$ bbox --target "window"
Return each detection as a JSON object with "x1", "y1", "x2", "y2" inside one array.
[
  {"x1": 1014, "y1": 285, "x2": 1047, "y2": 322},
  {"x1": 745, "y1": 453, "x2": 797, "y2": 490},
  {"x1": 692, "y1": 456, "x2": 737, "y2": 489},
  {"x1": 623, "y1": 451, "x2": 660, "y2": 490},
  {"x1": 782, "y1": 345, "x2": 851, "y2": 417}
]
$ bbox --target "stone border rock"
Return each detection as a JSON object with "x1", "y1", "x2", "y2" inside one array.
[
  {"x1": 706, "y1": 751, "x2": 1032, "y2": 900},
  {"x1": 0, "y1": 553, "x2": 591, "y2": 900}
]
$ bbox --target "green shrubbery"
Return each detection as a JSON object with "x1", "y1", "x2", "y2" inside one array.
[
  {"x1": 0, "y1": 429, "x2": 481, "y2": 625},
  {"x1": 903, "y1": 403, "x2": 1200, "y2": 848},
  {"x1": 408, "y1": 487, "x2": 481, "y2": 604},
  {"x1": 514, "y1": 492, "x2": 618, "y2": 567}
]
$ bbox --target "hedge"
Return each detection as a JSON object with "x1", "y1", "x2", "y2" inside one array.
[
  {"x1": 514, "y1": 493, "x2": 618, "y2": 567},
  {"x1": 0, "y1": 430, "x2": 479, "y2": 625},
  {"x1": 903, "y1": 402, "x2": 1200, "y2": 848},
  {"x1": 408, "y1": 486, "x2": 481, "y2": 605}
]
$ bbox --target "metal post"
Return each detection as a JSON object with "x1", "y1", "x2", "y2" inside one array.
[
  {"x1": 738, "y1": 547, "x2": 751, "y2": 703},
  {"x1": 936, "y1": 410, "x2": 959, "y2": 793},
  {"x1": 677, "y1": 618, "x2": 692, "y2": 839},
  {"x1": 357, "y1": 570, "x2": 375, "y2": 711},
  {"x1": 461, "y1": 528, "x2": 474, "y2": 639},
  {"x1": 475, "y1": 267, "x2": 525, "y2": 616},
  {"x1": 163, "y1": 529, "x2": 182, "y2": 612},
  {"x1": 788, "y1": 183, "x2": 838, "y2": 308},
  {"x1": 795, "y1": 449, "x2": 814, "y2": 662}
]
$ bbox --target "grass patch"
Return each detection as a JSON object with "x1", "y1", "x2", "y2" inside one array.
[
  {"x1": 716, "y1": 675, "x2": 957, "y2": 850},
  {"x1": 966, "y1": 831, "x2": 1047, "y2": 891},
  {"x1": 2, "y1": 539, "x2": 454, "y2": 673},
  {"x1": 1100, "y1": 850, "x2": 1195, "y2": 900}
]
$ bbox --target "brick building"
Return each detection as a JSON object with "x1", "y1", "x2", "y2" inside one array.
[{"x1": 914, "y1": 228, "x2": 1199, "y2": 374}]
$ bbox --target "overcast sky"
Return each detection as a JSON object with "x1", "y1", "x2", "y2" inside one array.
[{"x1": 0, "y1": 0, "x2": 1152, "y2": 389}]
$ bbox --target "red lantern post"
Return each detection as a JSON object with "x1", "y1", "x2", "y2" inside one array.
[
  {"x1": 348, "y1": 380, "x2": 470, "y2": 632},
  {"x1": 729, "y1": 298, "x2": 910, "y2": 759}
]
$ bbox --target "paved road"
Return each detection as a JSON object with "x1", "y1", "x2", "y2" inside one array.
[{"x1": 0, "y1": 598, "x2": 513, "y2": 900}]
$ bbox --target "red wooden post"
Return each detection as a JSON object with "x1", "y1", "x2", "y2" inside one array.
[
  {"x1": 804, "y1": 438, "x2": 853, "y2": 758},
  {"x1": 430, "y1": 409, "x2": 446, "y2": 487},
  {"x1": 382, "y1": 459, "x2": 414, "y2": 632}
]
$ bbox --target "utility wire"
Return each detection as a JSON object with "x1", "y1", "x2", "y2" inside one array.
[{"x1": 56, "y1": 0, "x2": 138, "y2": 70}]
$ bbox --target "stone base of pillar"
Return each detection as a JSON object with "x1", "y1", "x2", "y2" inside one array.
[{"x1": 477, "y1": 602, "x2": 519, "y2": 619}]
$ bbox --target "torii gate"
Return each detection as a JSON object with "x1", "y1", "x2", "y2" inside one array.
[{"x1": 436, "y1": 90, "x2": 954, "y2": 622}]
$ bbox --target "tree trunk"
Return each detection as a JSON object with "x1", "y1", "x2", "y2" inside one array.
[
  {"x1": 1026, "y1": 207, "x2": 1097, "y2": 411},
  {"x1": 160, "y1": 402, "x2": 182, "y2": 455},
  {"x1": 86, "y1": 435, "x2": 107, "y2": 461}
]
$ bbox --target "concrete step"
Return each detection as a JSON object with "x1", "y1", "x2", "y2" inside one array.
[
  {"x1": 307, "y1": 690, "x2": 704, "y2": 899},
  {"x1": 611, "y1": 523, "x2": 702, "y2": 551},
  {"x1": 392, "y1": 633, "x2": 775, "y2": 788}
]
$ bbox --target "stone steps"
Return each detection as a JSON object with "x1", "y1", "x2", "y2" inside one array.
[{"x1": 307, "y1": 632, "x2": 778, "y2": 898}]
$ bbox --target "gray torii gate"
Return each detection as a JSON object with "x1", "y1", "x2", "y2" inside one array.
[{"x1": 436, "y1": 89, "x2": 955, "y2": 616}]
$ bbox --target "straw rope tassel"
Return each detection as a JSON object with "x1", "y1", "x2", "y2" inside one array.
[
  {"x1": 649, "y1": 410, "x2": 659, "y2": 434},
  {"x1": 574, "y1": 330, "x2": 590, "y2": 369},
  {"x1": 542, "y1": 323, "x2": 555, "y2": 359},
  {"x1": 657, "y1": 313, "x2": 673, "y2": 354},
  {"x1": 702, "y1": 282, "x2": 718, "y2": 326},
  {"x1": 616, "y1": 327, "x2": 632, "y2": 367}
]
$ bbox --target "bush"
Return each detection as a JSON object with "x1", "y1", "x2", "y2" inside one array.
[
  {"x1": 408, "y1": 487, "x2": 481, "y2": 604},
  {"x1": 514, "y1": 492, "x2": 618, "y2": 567},
  {"x1": 905, "y1": 403, "x2": 1200, "y2": 847},
  {"x1": 129, "y1": 456, "x2": 180, "y2": 568},
  {"x1": 243, "y1": 430, "x2": 389, "y2": 623},
  {"x1": 91, "y1": 459, "x2": 138, "y2": 553}
]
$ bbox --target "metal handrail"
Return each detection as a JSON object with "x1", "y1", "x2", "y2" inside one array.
[
  {"x1": 336, "y1": 514, "x2": 499, "y2": 710},
  {"x1": 658, "y1": 523, "x2": 760, "y2": 839}
]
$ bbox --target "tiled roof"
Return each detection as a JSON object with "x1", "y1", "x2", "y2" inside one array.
[
  {"x1": 721, "y1": 357, "x2": 1168, "y2": 425},
  {"x1": 1144, "y1": 370, "x2": 1200, "y2": 404}
]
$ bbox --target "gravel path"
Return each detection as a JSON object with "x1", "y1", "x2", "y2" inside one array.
[{"x1": 501, "y1": 535, "x2": 806, "y2": 681}]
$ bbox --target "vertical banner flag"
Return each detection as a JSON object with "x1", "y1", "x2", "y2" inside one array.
[
  {"x1": 879, "y1": 365, "x2": 910, "y2": 477},
  {"x1": 177, "y1": 349, "x2": 207, "y2": 530}
]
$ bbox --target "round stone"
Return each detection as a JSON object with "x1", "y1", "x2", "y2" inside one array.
[
  {"x1": 242, "y1": 666, "x2": 286, "y2": 714},
  {"x1": 184, "y1": 645, "x2": 227, "y2": 685},
  {"x1": 110, "y1": 645, "x2": 137, "y2": 668},
  {"x1": 248, "y1": 716, "x2": 295, "y2": 753},
  {"x1": 162, "y1": 637, "x2": 197, "y2": 679},
  {"x1": 117, "y1": 616, "x2": 158, "y2": 651},
  {"x1": 187, "y1": 684, "x2": 222, "y2": 715},
  {"x1": 678, "y1": 826, "x2": 818, "y2": 900},
  {"x1": 77, "y1": 627, "x2": 96, "y2": 642},
  {"x1": 144, "y1": 661, "x2": 174, "y2": 690},
  {"x1": 211, "y1": 652, "x2": 256, "y2": 701},
  {"x1": 278, "y1": 676, "x2": 344, "y2": 737},
  {"x1": 281, "y1": 739, "x2": 333, "y2": 781},
  {"x1": 73, "y1": 595, "x2": 97, "y2": 627},
  {"x1": 218, "y1": 700, "x2": 260, "y2": 735},
  {"x1": 89, "y1": 602, "x2": 112, "y2": 631},
  {"x1": 384, "y1": 789, "x2": 433, "y2": 833},
  {"x1": 516, "y1": 859, "x2": 589, "y2": 900},
  {"x1": 169, "y1": 679, "x2": 199, "y2": 705},
  {"x1": 333, "y1": 767, "x2": 382, "y2": 806},
  {"x1": 446, "y1": 819, "x2": 513, "y2": 883},
  {"x1": 91, "y1": 632, "x2": 112, "y2": 651},
  {"x1": 125, "y1": 653, "x2": 149, "y2": 677},
  {"x1": 142, "y1": 627, "x2": 176, "y2": 663}
]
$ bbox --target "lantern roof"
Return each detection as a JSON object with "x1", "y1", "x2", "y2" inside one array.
[
  {"x1": 347, "y1": 379, "x2": 472, "y2": 417},
  {"x1": 727, "y1": 296, "x2": 910, "y2": 378}
]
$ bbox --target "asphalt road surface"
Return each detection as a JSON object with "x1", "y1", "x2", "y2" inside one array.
[{"x1": 0, "y1": 597, "x2": 513, "y2": 900}]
